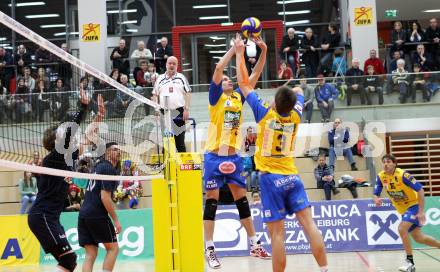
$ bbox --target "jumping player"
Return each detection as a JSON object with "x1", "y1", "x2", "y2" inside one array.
[
  {"x1": 78, "y1": 142, "x2": 122, "y2": 272},
  {"x1": 27, "y1": 88, "x2": 103, "y2": 272},
  {"x1": 373, "y1": 154, "x2": 440, "y2": 272},
  {"x1": 235, "y1": 33, "x2": 328, "y2": 272},
  {"x1": 203, "y1": 36, "x2": 270, "y2": 268}
]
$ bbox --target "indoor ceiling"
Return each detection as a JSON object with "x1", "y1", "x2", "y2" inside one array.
[{"x1": 376, "y1": 0, "x2": 440, "y2": 22}]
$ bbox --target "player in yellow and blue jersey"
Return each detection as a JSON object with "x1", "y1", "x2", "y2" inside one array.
[
  {"x1": 203, "y1": 36, "x2": 270, "y2": 269},
  {"x1": 374, "y1": 154, "x2": 440, "y2": 272},
  {"x1": 235, "y1": 33, "x2": 328, "y2": 272}
]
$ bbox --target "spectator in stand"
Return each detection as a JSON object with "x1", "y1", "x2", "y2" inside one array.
[
  {"x1": 0, "y1": 47, "x2": 14, "y2": 94},
  {"x1": 14, "y1": 77, "x2": 32, "y2": 122},
  {"x1": 136, "y1": 60, "x2": 154, "y2": 115},
  {"x1": 21, "y1": 66, "x2": 36, "y2": 92},
  {"x1": 364, "y1": 65, "x2": 384, "y2": 105},
  {"x1": 314, "y1": 154, "x2": 339, "y2": 201},
  {"x1": 331, "y1": 49, "x2": 347, "y2": 77},
  {"x1": 110, "y1": 39, "x2": 130, "y2": 76},
  {"x1": 156, "y1": 37, "x2": 173, "y2": 74},
  {"x1": 389, "y1": 50, "x2": 403, "y2": 73},
  {"x1": 425, "y1": 18, "x2": 440, "y2": 70},
  {"x1": 0, "y1": 81, "x2": 9, "y2": 123},
  {"x1": 363, "y1": 49, "x2": 385, "y2": 75},
  {"x1": 411, "y1": 63, "x2": 431, "y2": 102},
  {"x1": 412, "y1": 44, "x2": 434, "y2": 71},
  {"x1": 19, "y1": 171, "x2": 38, "y2": 214},
  {"x1": 251, "y1": 191, "x2": 261, "y2": 205},
  {"x1": 319, "y1": 24, "x2": 341, "y2": 75},
  {"x1": 392, "y1": 59, "x2": 410, "y2": 104},
  {"x1": 51, "y1": 78, "x2": 70, "y2": 122},
  {"x1": 299, "y1": 75, "x2": 314, "y2": 123},
  {"x1": 280, "y1": 28, "x2": 300, "y2": 76},
  {"x1": 328, "y1": 118, "x2": 358, "y2": 171},
  {"x1": 32, "y1": 79, "x2": 50, "y2": 122},
  {"x1": 110, "y1": 68, "x2": 120, "y2": 83},
  {"x1": 15, "y1": 44, "x2": 32, "y2": 76},
  {"x1": 390, "y1": 21, "x2": 408, "y2": 58},
  {"x1": 244, "y1": 38, "x2": 261, "y2": 76},
  {"x1": 145, "y1": 63, "x2": 159, "y2": 87},
  {"x1": 345, "y1": 58, "x2": 365, "y2": 106},
  {"x1": 315, "y1": 74, "x2": 338, "y2": 122},
  {"x1": 34, "y1": 46, "x2": 52, "y2": 73},
  {"x1": 243, "y1": 126, "x2": 258, "y2": 191},
  {"x1": 57, "y1": 43, "x2": 72, "y2": 84},
  {"x1": 64, "y1": 184, "x2": 82, "y2": 212},
  {"x1": 115, "y1": 74, "x2": 134, "y2": 116},
  {"x1": 301, "y1": 27, "x2": 320, "y2": 78},
  {"x1": 36, "y1": 67, "x2": 50, "y2": 89},
  {"x1": 29, "y1": 151, "x2": 42, "y2": 182},
  {"x1": 278, "y1": 61, "x2": 293, "y2": 80},
  {"x1": 408, "y1": 21, "x2": 425, "y2": 48},
  {"x1": 131, "y1": 40, "x2": 153, "y2": 66}
]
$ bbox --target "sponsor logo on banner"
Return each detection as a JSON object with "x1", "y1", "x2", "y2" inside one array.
[
  {"x1": 213, "y1": 209, "x2": 248, "y2": 252},
  {"x1": 354, "y1": 7, "x2": 373, "y2": 26},
  {"x1": 365, "y1": 211, "x2": 401, "y2": 245},
  {"x1": 426, "y1": 207, "x2": 440, "y2": 225},
  {"x1": 82, "y1": 23, "x2": 100, "y2": 42}
]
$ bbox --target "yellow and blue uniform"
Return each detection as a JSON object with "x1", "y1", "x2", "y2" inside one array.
[
  {"x1": 374, "y1": 168, "x2": 423, "y2": 232},
  {"x1": 246, "y1": 91, "x2": 309, "y2": 222},
  {"x1": 203, "y1": 80, "x2": 246, "y2": 190}
]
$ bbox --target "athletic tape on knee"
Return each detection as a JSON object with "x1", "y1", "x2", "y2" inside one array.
[
  {"x1": 203, "y1": 198, "x2": 218, "y2": 221},
  {"x1": 235, "y1": 196, "x2": 251, "y2": 219},
  {"x1": 58, "y1": 252, "x2": 77, "y2": 272}
]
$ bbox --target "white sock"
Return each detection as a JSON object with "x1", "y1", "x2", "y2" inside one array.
[
  {"x1": 249, "y1": 235, "x2": 258, "y2": 245},
  {"x1": 320, "y1": 266, "x2": 328, "y2": 272},
  {"x1": 206, "y1": 240, "x2": 214, "y2": 249}
]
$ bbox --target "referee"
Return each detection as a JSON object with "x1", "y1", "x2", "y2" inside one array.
[{"x1": 152, "y1": 56, "x2": 191, "y2": 152}]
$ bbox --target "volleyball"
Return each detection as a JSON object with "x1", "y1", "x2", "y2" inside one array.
[{"x1": 241, "y1": 17, "x2": 262, "y2": 38}]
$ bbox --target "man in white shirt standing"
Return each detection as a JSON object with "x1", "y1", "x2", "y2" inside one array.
[{"x1": 152, "y1": 56, "x2": 191, "y2": 152}]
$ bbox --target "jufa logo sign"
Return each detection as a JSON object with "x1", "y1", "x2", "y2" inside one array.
[{"x1": 82, "y1": 23, "x2": 100, "y2": 42}]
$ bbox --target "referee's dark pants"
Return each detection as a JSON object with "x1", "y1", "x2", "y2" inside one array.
[{"x1": 161, "y1": 107, "x2": 186, "y2": 153}]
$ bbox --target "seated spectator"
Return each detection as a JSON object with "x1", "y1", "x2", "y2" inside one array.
[
  {"x1": 300, "y1": 27, "x2": 319, "y2": 77},
  {"x1": 363, "y1": 49, "x2": 385, "y2": 75},
  {"x1": 364, "y1": 65, "x2": 384, "y2": 105},
  {"x1": 155, "y1": 37, "x2": 173, "y2": 74},
  {"x1": 412, "y1": 44, "x2": 434, "y2": 71},
  {"x1": 278, "y1": 61, "x2": 293, "y2": 80},
  {"x1": 145, "y1": 63, "x2": 159, "y2": 87},
  {"x1": 64, "y1": 184, "x2": 82, "y2": 212},
  {"x1": 131, "y1": 40, "x2": 153, "y2": 66},
  {"x1": 331, "y1": 49, "x2": 347, "y2": 77},
  {"x1": 390, "y1": 21, "x2": 407, "y2": 58},
  {"x1": 136, "y1": 60, "x2": 149, "y2": 87},
  {"x1": 19, "y1": 171, "x2": 37, "y2": 214},
  {"x1": 319, "y1": 24, "x2": 341, "y2": 75},
  {"x1": 0, "y1": 81, "x2": 10, "y2": 123},
  {"x1": 34, "y1": 46, "x2": 52, "y2": 64},
  {"x1": 32, "y1": 79, "x2": 50, "y2": 122},
  {"x1": 57, "y1": 43, "x2": 73, "y2": 84},
  {"x1": 388, "y1": 51, "x2": 403, "y2": 73},
  {"x1": 115, "y1": 159, "x2": 140, "y2": 209},
  {"x1": 345, "y1": 58, "x2": 365, "y2": 106},
  {"x1": 314, "y1": 154, "x2": 339, "y2": 200},
  {"x1": 13, "y1": 77, "x2": 32, "y2": 123},
  {"x1": 411, "y1": 64, "x2": 430, "y2": 102},
  {"x1": 110, "y1": 39, "x2": 130, "y2": 76},
  {"x1": 425, "y1": 18, "x2": 440, "y2": 70},
  {"x1": 51, "y1": 78, "x2": 70, "y2": 121},
  {"x1": 392, "y1": 59, "x2": 410, "y2": 103},
  {"x1": 315, "y1": 74, "x2": 338, "y2": 122},
  {"x1": 280, "y1": 28, "x2": 300, "y2": 75},
  {"x1": 36, "y1": 67, "x2": 50, "y2": 89},
  {"x1": 408, "y1": 21, "x2": 425, "y2": 46},
  {"x1": 299, "y1": 75, "x2": 314, "y2": 123},
  {"x1": 15, "y1": 44, "x2": 32, "y2": 76},
  {"x1": 21, "y1": 66, "x2": 36, "y2": 92},
  {"x1": 0, "y1": 47, "x2": 14, "y2": 93},
  {"x1": 110, "y1": 68, "x2": 121, "y2": 83},
  {"x1": 251, "y1": 191, "x2": 261, "y2": 205},
  {"x1": 29, "y1": 151, "x2": 42, "y2": 183},
  {"x1": 243, "y1": 126, "x2": 258, "y2": 190},
  {"x1": 115, "y1": 74, "x2": 134, "y2": 116},
  {"x1": 328, "y1": 118, "x2": 358, "y2": 171}
]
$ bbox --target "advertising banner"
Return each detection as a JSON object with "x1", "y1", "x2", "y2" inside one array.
[
  {"x1": 414, "y1": 196, "x2": 440, "y2": 248},
  {"x1": 40, "y1": 209, "x2": 154, "y2": 264},
  {"x1": 214, "y1": 198, "x2": 410, "y2": 256},
  {"x1": 0, "y1": 215, "x2": 40, "y2": 266}
]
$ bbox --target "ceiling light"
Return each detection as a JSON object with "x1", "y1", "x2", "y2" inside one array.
[
  {"x1": 0, "y1": 37, "x2": 7, "y2": 41},
  {"x1": 53, "y1": 32, "x2": 79, "y2": 37},
  {"x1": 26, "y1": 14, "x2": 59, "y2": 19},
  {"x1": 0, "y1": 43, "x2": 11, "y2": 47},
  {"x1": 107, "y1": 9, "x2": 137, "y2": 14},
  {"x1": 210, "y1": 36, "x2": 226, "y2": 40},
  {"x1": 209, "y1": 50, "x2": 227, "y2": 54},
  {"x1": 278, "y1": 10, "x2": 311, "y2": 15},
  {"x1": 277, "y1": 0, "x2": 311, "y2": 4},
  {"x1": 221, "y1": 22, "x2": 233, "y2": 26},
  {"x1": 8, "y1": 1, "x2": 45, "y2": 7},
  {"x1": 120, "y1": 20, "x2": 137, "y2": 24},
  {"x1": 285, "y1": 20, "x2": 310, "y2": 25},
  {"x1": 199, "y1": 16, "x2": 229, "y2": 20},
  {"x1": 126, "y1": 29, "x2": 138, "y2": 33},
  {"x1": 40, "y1": 24, "x2": 66, "y2": 28},
  {"x1": 193, "y1": 4, "x2": 227, "y2": 9},
  {"x1": 182, "y1": 63, "x2": 191, "y2": 66},
  {"x1": 204, "y1": 44, "x2": 226, "y2": 47},
  {"x1": 424, "y1": 9, "x2": 440, "y2": 13},
  {"x1": 182, "y1": 68, "x2": 193, "y2": 72},
  {"x1": 212, "y1": 56, "x2": 222, "y2": 59}
]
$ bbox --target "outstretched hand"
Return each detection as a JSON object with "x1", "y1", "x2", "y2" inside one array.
[
  {"x1": 97, "y1": 94, "x2": 105, "y2": 118},
  {"x1": 253, "y1": 36, "x2": 267, "y2": 51},
  {"x1": 79, "y1": 86, "x2": 91, "y2": 105},
  {"x1": 233, "y1": 33, "x2": 245, "y2": 55}
]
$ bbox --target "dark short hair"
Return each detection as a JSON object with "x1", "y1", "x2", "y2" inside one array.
[
  {"x1": 106, "y1": 142, "x2": 118, "y2": 149},
  {"x1": 413, "y1": 63, "x2": 420, "y2": 69},
  {"x1": 140, "y1": 60, "x2": 148, "y2": 65},
  {"x1": 43, "y1": 125, "x2": 58, "y2": 151},
  {"x1": 382, "y1": 154, "x2": 397, "y2": 163},
  {"x1": 274, "y1": 86, "x2": 297, "y2": 115}
]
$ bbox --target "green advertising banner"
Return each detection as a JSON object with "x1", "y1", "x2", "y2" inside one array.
[
  {"x1": 414, "y1": 196, "x2": 440, "y2": 248},
  {"x1": 40, "y1": 209, "x2": 154, "y2": 264}
]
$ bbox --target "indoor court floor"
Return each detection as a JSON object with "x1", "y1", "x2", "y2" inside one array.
[{"x1": 1, "y1": 249, "x2": 439, "y2": 272}]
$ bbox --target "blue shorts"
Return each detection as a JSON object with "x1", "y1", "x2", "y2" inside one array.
[
  {"x1": 203, "y1": 152, "x2": 245, "y2": 190},
  {"x1": 259, "y1": 173, "x2": 310, "y2": 223},
  {"x1": 402, "y1": 204, "x2": 421, "y2": 232}
]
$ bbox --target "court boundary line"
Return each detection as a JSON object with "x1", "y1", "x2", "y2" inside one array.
[{"x1": 416, "y1": 249, "x2": 440, "y2": 263}]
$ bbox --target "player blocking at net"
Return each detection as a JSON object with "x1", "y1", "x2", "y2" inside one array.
[
  {"x1": 203, "y1": 35, "x2": 270, "y2": 268},
  {"x1": 373, "y1": 154, "x2": 440, "y2": 272},
  {"x1": 235, "y1": 33, "x2": 329, "y2": 272}
]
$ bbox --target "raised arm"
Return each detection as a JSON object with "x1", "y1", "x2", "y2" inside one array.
[
  {"x1": 235, "y1": 33, "x2": 253, "y2": 98},
  {"x1": 213, "y1": 46, "x2": 235, "y2": 84},
  {"x1": 248, "y1": 37, "x2": 267, "y2": 88}
]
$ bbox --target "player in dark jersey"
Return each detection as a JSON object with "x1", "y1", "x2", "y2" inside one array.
[
  {"x1": 27, "y1": 88, "x2": 104, "y2": 272},
  {"x1": 79, "y1": 142, "x2": 122, "y2": 272}
]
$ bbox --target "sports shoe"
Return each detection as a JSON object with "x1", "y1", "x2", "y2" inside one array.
[
  {"x1": 398, "y1": 259, "x2": 416, "y2": 272},
  {"x1": 250, "y1": 242, "x2": 271, "y2": 259},
  {"x1": 205, "y1": 246, "x2": 221, "y2": 269}
]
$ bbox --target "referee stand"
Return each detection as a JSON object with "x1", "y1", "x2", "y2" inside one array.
[{"x1": 152, "y1": 97, "x2": 204, "y2": 272}]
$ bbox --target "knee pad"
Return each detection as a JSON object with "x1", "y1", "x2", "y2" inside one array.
[
  {"x1": 235, "y1": 196, "x2": 251, "y2": 219},
  {"x1": 203, "y1": 198, "x2": 218, "y2": 221},
  {"x1": 58, "y1": 252, "x2": 77, "y2": 272}
]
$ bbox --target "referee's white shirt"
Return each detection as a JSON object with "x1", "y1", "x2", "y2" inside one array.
[{"x1": 152, "y1": 72, "x2": 191, "y2": 110}]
